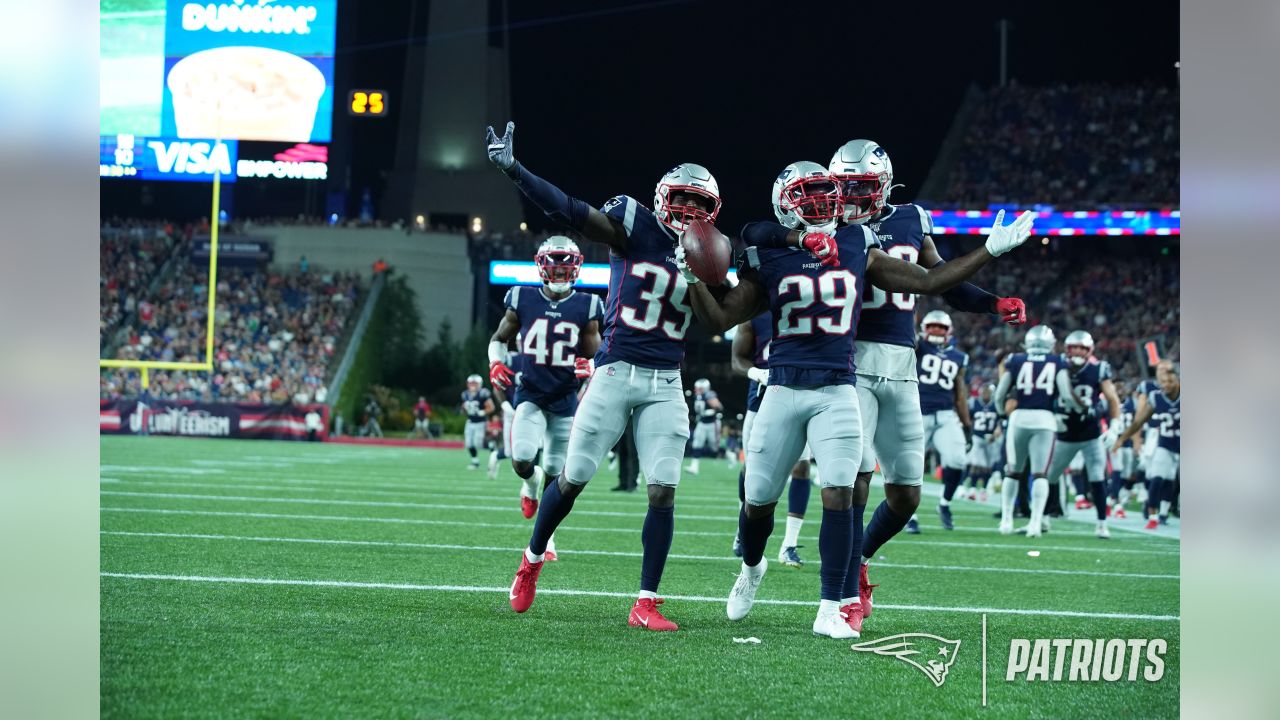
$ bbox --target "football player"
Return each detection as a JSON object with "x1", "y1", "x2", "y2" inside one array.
[
  {"x1": 1044, "y1": 331, "x2": 1121, "y2": 539},
  {"x1": 1106, "y1": 382, "x2": 1139, "y2": 516},
  {"x1": 965, "y1": 383, "x2": 1003, "y2": 502},
  {"x1": 1131, "y1": 375, "x2": 1162, "y2": 508},
  {"x1": 993, "y1": 325, "x2": 1083, "y2": 537},
  {"x1": 686, "y1": 378, "x2": 723, "y2": 475},
  {"x1": 487, "y1": 236, "x2": 603, "y2": 563},
  {"x1": 915, "y1": 310, "x2": 973, "y2": 531},
  {"x1": 826, "y1": 140, "x2": 1029, "y2": 617},
  {"x1": 684, "y1": 160, "x2": 1034, "y2": 638},
  {"x1": 488, "y1": 121, "x2": 720, "y2": 631},
  {"x1": 1112, "y1": 360, "x2": 1179, "y2": 529},
  {"x1": 460, "y1": 375, "x2": 495, "y2": 470}
]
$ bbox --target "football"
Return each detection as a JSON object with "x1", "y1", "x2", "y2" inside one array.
[{"x1": 679, "y1": 219, "x2": 732, "y2": 286}]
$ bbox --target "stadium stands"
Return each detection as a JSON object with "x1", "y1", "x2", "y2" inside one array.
[{"x1": 99, "y1": 220, "x2": 187, "y2": 348}]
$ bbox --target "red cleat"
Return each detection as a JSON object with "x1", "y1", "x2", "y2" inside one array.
[
  {"x1": 859, "y1": 564, "x2": 877, "y2": 618},
  {"x1": 1144, "y1": 518, "x2": 1159, "y2": 530},
  {"x1": 1075, "y1": 497, "x2": 1094, "y2": 510},
  {"x1": 840, "y1": 601, "x2": 865, "y2": 636},
  {"x1": 1112, "y1": 507, "x2": 1127, "y2": 519},
  {"x1": 520, "y1": 496, "x2": 538, "y2": 519},
  {"x1": 628, "y1": 597, "x2": 678, "y2": 631},
  {"x1": 544, "y1": 549, "x2": 558, "y2": 562},
  {"x1": 509, "y1": 554, "x2": 543, "y2": 613}
]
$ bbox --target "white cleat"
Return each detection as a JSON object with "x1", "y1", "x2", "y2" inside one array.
[
  {"x1": 813, "y1": 605, "x2": 858, "y2": 639},
  {"x1": 727, "y1": 558, "x2": 767, "y2": 621},
  {"x1": 998, "y1": 520, "x2": 1014, "y2": 535},
  {"x1": 1018, "y1": 524, "x2": 1042, "y2": 538},
  {"x1": 1096, "y1": 522, "x2": 1111, "y2": 539}
]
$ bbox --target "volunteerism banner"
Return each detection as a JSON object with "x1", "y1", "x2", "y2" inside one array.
[{"x1": 100, "y1": 399, "x2": 328, "y2": 440}]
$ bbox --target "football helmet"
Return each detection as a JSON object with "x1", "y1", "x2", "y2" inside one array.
[
  {"x1": 829, "y1": 139, "x2": 893, "y2": 225},
  {"x1": 466, "y1": 374, "x2": 483, "y2": 390},
  {"x1": 919, "y1": 309, "x2": 953, "y2": 346},
  {"x1": 771, "y1": 161, "x2": 844, "y2": 229},
  {"x1": 694, "y1": 378, "x2": 711, "y2": 394},
  {"x1": 1023, "y1": 325, "x2": 1056, "y2": 354},
  {"x1": 535, "y1": 235, "x2": 584, "y2": 293},
  {"x1": 1064, "y1": 330, "x2": 1095, "y2": 367},
  {"x1": 654, "y1": 163, "x2": 722, "y2": 234}
]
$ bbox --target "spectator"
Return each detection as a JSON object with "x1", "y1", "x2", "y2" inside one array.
[{"x1": 413, "y1": 396, "x2": 434, "y2": 438}]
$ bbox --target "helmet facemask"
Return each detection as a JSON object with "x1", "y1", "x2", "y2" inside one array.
[
  {"x1": 778, "y1": 175, "x2": 844, "y2": 228},
  {"x1": 922, "y1": 323, "x2": 951, "y2": 346},
  {"x1": 655, "y1": 184, "x2": 721, "y2": 233},
  {"x1": 1065, "y1": 344, "x2": 1092, "y2": 367},
  {"x1": 536, "y1": 246, "x2": 583, "y2": 294},
  {"x1": 834, "y1": 173, "x2": 889, "y2": 224}
]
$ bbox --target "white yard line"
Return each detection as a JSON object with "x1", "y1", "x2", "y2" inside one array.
[
  {"x1": 98, "y1": 571, "x2": 1181, "y2": 622},
  {"x1": 100, "y1": 506, "x2": 1181, "y2": 555},
  {"x1": 100, "y1": 530, "x2": 1180, "y2": 580}
]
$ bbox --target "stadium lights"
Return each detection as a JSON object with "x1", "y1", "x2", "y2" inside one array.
[
  {"x1": 471, "y1": 216, "x2": 484, "y2": 233},
  {"x1": 520, "y1": 222, "x2": 528, "y2": 232}
]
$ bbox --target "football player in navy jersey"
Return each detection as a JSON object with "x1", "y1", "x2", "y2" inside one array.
[
  {"x1": 826, "y1": 140, "x2": 1029, "y2": 616},
  {"x1": 684, "y1": 161, "x2": 1034, "y2": 638},
  {"x1": 1045, "y1": 331, "x2": 1121, "y2": 539},
  {"x1": 1106, "y1": 382, "x2": 1140, "y2": 516},
  {"x1": 965, "y1": 383, "x2": 1002, "y2": 503},
  {"x1": 1131, "y1": 376, "x2": 1162, "y2": 498},
  {"x1": 994, "y1": 325, "x2": 1084, "y2": 537},
  {"x1": 460, "y1": 375, "x2": 495, "y2": 470},
  {"x1": 488, "y1": 121, "x2": 723, "y2": 631},
  {"x1": 915, "y1": 311, "x2": 973, "y2": 531},
  {"x1": 1113, "y1": 360, "x2": 1180, "y2": 529},
  {"x1": 487, "y1": 237, "x2": 604, "y2": 562},
  {"x1": 686, "y1": 378, "x2": 723, "y2": 475}
]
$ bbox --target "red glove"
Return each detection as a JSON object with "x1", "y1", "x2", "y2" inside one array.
[
  {"x1": 800, "y1": 230, "x2": 839, "y2": 267},
  {"x1": 995, "y1": 297, "x2": 1026, "y2": 325},
  {"x1": 574, "y1": 357, "x2": 594, "y2": 379},
  {"x1": 489, "y1": 360, "x2": 515, "y2": 388}
]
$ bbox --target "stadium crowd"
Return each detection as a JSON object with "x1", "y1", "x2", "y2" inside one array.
[
  {"x1": 99, "y1": 220, "x2": 188, "y2": 347},
  {"x1": 937, "y1": 82, "x2": 1179, "y2": 208}
]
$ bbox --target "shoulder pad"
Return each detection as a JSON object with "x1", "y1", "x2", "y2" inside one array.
[
  {"x1": 504, "y1": 286, "x2": 519, "y2": 311},
  {"x1": 913, "y1": 204, "x2": 934, "y2": 235},
  {"x1": 601, "y1": 195, "x2": 641, "y2": 237}
]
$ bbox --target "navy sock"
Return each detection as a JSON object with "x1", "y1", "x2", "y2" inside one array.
[
  {"x1": 739, "y1": 505, "x2": 774, "y2": 568},
  {"x1": 737, "y1": 469, "x2": 746, "y2": 504},
  {"x1": 841, "y1": 504, "x2": 867, "y2": 599},
  {"x1": 818, "y1": 507, "x2": 854, "y2": 602},
  {"x1": 1072, "y1": 473, "x2": 1088, "y2": 498},
  {"x1": 941, "y1": 468, "x2": 963, "y2": 501},
  {"x1": 640, "y1": 505, "x2": 675, "y2": 592},
  {"x1": 469, "y1": 448, "x2": 477, "y2": 459},
  {"x1": 529, "y1": 478, "x2": 576, "y2": 555},
  {"x1": 1146, "y1": 477, "x2": 1166, "y2": 517},
  {"x1": 787, "y1": 476, "x2": 811, "y2": 516},
  {"x1": 1107, "y1": 471, "x2": 1123, "y2": 499},
  {"x1": 862, "y1": 500, "x2": 912, "y2": 559},
  {"x1": 1090, "y1": 482, "x2": 1108, "y2": 521}
]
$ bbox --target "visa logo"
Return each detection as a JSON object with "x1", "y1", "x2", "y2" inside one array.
[{"x1": 148, "y1": 141, "x2": 233, "y2": 176}]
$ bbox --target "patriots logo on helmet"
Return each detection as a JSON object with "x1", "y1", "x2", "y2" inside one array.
[
  {"x1": 872, "y1": 146, "x2": 886, "y2": 157},
  {"x1": 849, "y1": 633, "x2": 962, "y2": 687},
  {"x1": 777, "y1": 167, "x2": 794, "y2": 181}
]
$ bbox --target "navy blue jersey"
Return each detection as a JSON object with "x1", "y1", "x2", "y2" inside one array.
[
  {"x1": 505, "y1": 285, "x2": 603, "y2": 417},
  {"x1": 1135, "y1": 379, "x2": 1161, "y2": 428},
  {"x1": 857, "y1": 203, "x2": 932, "y2": 347},
  {"x1": 969, "y1": 397, "x2": 1000, "y2": 438},
  {"x1": 693, "y1": 391, "x2": 719, "y2": 424},
  {"x1": 1003, "y1": 353, "x2": 1067, "y2": 411},
  {"x1": 1058, "y1": 359, "x2": 1113, "y2": 441},
  {"x1": 917, "y1": 343, "x2": 969, "y2": 414},
  {"x1": 1117, "y1": 397, "x2": 1137, "y2": 448},
  {"x1": 596, "y1": 196, "x2": 693, "y2": 370},
  {"x1": 1148, "y1": 389, "x2": 1180, "y2": 452},
  {"x1": 745, "y1": 312, "x2": 772, "y2": 412},
  {"x1": 461, "y1": 388, "x2": 492, "y2": 422},
  {"x1": 744, "y1": 222, "x2": 877, "y2": 387}
]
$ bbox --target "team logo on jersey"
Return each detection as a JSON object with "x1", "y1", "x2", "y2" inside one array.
[
  {"x1": 606, "y1": 366, "x2": 616, "y2": 376},
  {"x1": 850, "y1": 633, "x2": 962, "y2": 687}
]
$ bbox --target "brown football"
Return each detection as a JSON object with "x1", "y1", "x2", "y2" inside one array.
[{"x1": 679, "y1": 220, "x2": 732, "y2": 286}]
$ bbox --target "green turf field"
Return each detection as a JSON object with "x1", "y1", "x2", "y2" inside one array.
[{"x1": 101, "y1": 436, "x2": 1179, "y2": 718}]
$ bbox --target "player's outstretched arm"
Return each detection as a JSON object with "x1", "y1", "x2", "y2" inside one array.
[
  {"x1": 867, "y1": 210, "x2": 1034, "y2": 296},
  {"x1": 921, "y1": 236, "x2": 1026, "y2": 324},
  {"x1": 683, "y1": 273, "x2": 767, "y2": 334},
  {"x1": 731, "y1": 320, "x2": 770, "y2": 386},
  {"x1": 1055, "y1": 369, "x2": 1084, "y2": 413},
  {"x1": 1113, "y1": 402, "x2": 1154, "y2": 451},
  {"x1": 993, "y1": 370, "x2": 1014, "y2": 416},
  {"x1": 485, "y1": 121, "x2": 627, "y2": 251}
]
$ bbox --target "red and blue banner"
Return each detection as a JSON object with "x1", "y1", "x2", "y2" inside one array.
[{"x1": 100, "y1": 399, "x2": 328, "y2": 441}]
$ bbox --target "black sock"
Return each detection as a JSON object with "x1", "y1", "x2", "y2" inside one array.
[
  {"x1": 737, "y1": 469, "x2": 746, "y2": 504},
  {"x1": 514, "y1": 463, "x2": 535, "y2": 480},
  {"x1": 818, "y1": 507, "x2": 854, "y2": 602},
  {"x1": 469, "y1": 448, "x2": 477, "y2": 459},
  {"x1": 941, "y1": 468, "x2": 963, "y2": 502},
  {"x1": 1091, "y1": 481, "x2": 1108, "y2": 521},
  {"x1": 841, "y1": 504, "x2": 867, "y2": 599},
  {"x1": 1107, "y1": 471, "x2": 1123, "y2": 500},
  {"x1": 529, "y1": 478, "x2": 576, "y2": 555},
  {"x1": 862, "y1": 500, "x2": 912, "y2": 559},
  {"x1": 640, "y1": 504, "x2": 675, "y2": 592},
  {"x1": 787, "y1": 476, "x2": 811, "y2": 516},
  {"x1": 1146, "y1": 477, "x2": 1166, "y2": 518},
  {"x1": 739, "y1": 505, "x2": 774, "y2": 568}
]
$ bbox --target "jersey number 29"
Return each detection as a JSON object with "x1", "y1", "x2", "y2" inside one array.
[{"x1": 777, "y1": 270, "x2": 858, "y2": 336}]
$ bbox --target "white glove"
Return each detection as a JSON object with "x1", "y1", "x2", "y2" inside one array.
[
  {"x1": 674, "y1": 245, "x2": 699, "y2": 284},
  {"x1": 501, "y1": 401, "x2": 515, "y2": 415},
  {"x1": 1101, "y1": 423, "x2": 1120, "y2": 448},
  {"x1": 984, "y1": 209, "x2": 1036, "y2": 257},
  {"x1": 746, "y1": 367, "x2": 769, "y2": 385},
  {"x1": 1053, "y1": 413, "x2": 1068, "y2": 433}
]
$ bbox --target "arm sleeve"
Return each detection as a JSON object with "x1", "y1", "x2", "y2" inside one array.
[
  {"x1": 932, "y1": 260, "x2": 998, "y2": 313},
  {"x1": 505, "y1": 161, "x2": 591, "y2": 230},
  {"x1": 740, "y1": 221, "x2": 794, "y2": 249}
]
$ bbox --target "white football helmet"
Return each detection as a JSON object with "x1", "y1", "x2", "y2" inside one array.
[
  {"x1": 694, "y1": 378, "x2": 711, "y2": 394},
  {"x1": 828, "y1": 139, "x2": 893, "y2": 225},
  {"x1": 1023, "y1": 325, "x2": 1056, "y2": 354},
  {"x1": 653, "y1": 163, "x2": 722, "y2": 233},
  {"x1": 919, "y1": 309, "x2": 953, "y2": 346},
  {"x1": 535, "y1": 235, "x2": 584, "y2": 293},
  {"x1": 466, "y1": 374, "x2": 483, "y2": 390},
  {"x1": 1064, "y1": 330, "x2": 1095, "y2": 367},
  {"x1": 772, "y1": 161, "x2": 843, "y2": 229}
]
